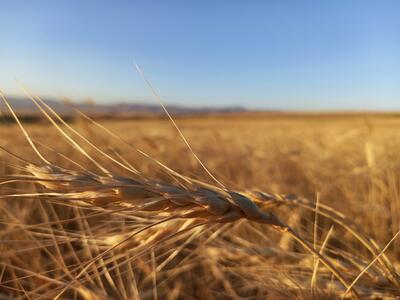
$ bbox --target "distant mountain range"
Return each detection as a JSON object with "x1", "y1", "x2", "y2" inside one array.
[{"x1": 1, "y1": 97, "x2": 247, "y2": 117}]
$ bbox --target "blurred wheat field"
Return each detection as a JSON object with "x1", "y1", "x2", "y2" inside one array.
[{"x1": 1, "y1": 110, "x2": 400, "y2": 299}]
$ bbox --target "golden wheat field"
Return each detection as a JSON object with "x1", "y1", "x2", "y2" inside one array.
[{"x1": 1, "y1": 101, "x2": 400, "y2": 299}]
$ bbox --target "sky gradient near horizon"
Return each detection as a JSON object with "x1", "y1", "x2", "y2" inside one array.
[{"x1": 1, "y1": 1, "x2": 400, "y2": 110}]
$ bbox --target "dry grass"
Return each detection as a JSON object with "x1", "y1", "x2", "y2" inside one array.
[{"x1": 1, "y1": 95, "x2": 400, "y2": 299}]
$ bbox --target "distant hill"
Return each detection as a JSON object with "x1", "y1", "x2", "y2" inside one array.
[{"x1": 0, "y1": 97, "x2": 247, "y2": 117}]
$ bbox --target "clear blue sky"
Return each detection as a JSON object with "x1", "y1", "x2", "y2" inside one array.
[{"x1": 1, "y1": 1, "x2": 399, "y2": 110}]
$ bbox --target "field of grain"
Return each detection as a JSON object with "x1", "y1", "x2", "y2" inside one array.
[{"x1": 1, "y1": 106, "x2": 400, "y2": 299}]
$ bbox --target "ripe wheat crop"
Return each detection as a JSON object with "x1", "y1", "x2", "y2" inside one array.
[{"x1": 0, "y1": 90, "x2": 400, "y2": 299}]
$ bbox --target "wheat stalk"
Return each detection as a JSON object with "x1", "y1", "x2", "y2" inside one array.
[{"x1": 1, "y1": 162, "x2": 361, "y2": 298}]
